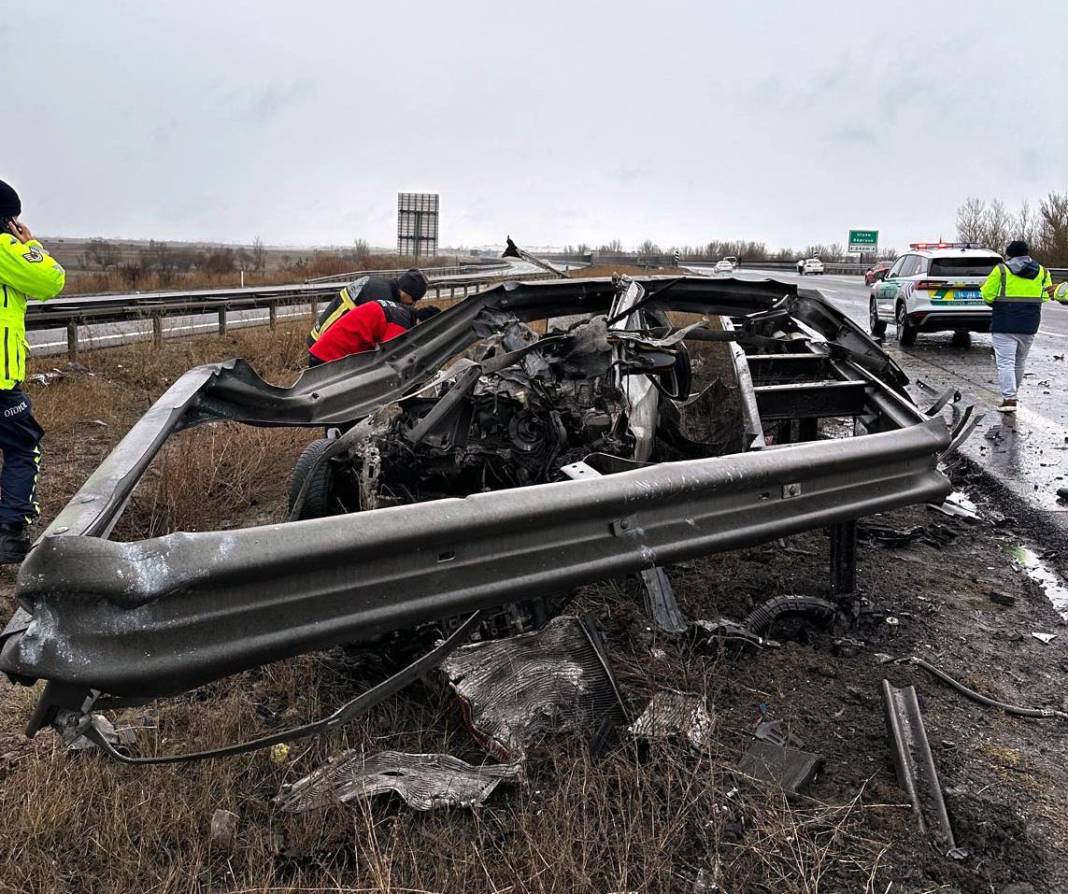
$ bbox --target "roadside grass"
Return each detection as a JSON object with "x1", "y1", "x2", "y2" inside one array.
[
  {"x1": 62, "y1": 253, "x2": 461, "y2": 297},
  {"x1": 0, "y1": 313, "x2": 898, "y2": 893}
]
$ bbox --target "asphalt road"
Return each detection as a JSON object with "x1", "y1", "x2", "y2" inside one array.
[{"x1": 688, "y1": 264, "x2": 1068, "y2": 526}]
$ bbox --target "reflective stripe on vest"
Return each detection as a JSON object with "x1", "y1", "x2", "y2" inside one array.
[
  {"x1": 308, "y1": 277, "x2": 369, "y2": 345},
  {"x1": 996, "y1": 263, "x2": 1045, "y2": 303}
]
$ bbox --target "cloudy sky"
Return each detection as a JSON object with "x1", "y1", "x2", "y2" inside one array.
[{"x1": 5, "y1": 1, "x2": 1066, "y2": 253}]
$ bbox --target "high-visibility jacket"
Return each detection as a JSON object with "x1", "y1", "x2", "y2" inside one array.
[
  {"x1": 307, "y1": 275, "x2": 397, "y2": 348},
  {"x1": 980, "y1": 259, "x2": 1052, "y2": 335},
  {"x1": 307, "y1": 299, "x2": 414, "y2": 364},
  {"x1": 0, "y1": 235, "x2": 65, "y2": 390}
]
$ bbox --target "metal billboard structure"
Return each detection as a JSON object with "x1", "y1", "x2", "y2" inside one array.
[{"x1": 397, "y1": 192, "x2": 439, "y2": 258}]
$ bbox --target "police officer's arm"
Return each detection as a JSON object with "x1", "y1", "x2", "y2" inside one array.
[{"x1": 0, "y1": 234, "x2": 66, "y2": 301}]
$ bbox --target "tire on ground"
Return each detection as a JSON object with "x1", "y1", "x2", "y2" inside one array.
[
  {"x1": 288, "y1": 438, "x2": 337, "y2": 520},
  {"x1": 896, "y1": 303, "x2": 917, "y2": 347},
  {"x1": 869, "y1": 300, "x2": 887, "y2": 337}
]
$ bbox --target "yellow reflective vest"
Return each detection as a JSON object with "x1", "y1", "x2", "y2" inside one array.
[
  {"x1": 0, "y1": 235, "x2": 65, "y2": 389},
  {"x1": 980, "y1": 261, "x2": 1051, "y2": 335}
]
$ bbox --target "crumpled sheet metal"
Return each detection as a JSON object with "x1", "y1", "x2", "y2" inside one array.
[
  {"x1": 442, "y1": 615, "x2": 623, "y2": 761},
  {"x1": 628, "y1": 690, "x2": 716, "y2": 751},
  {"x1": 275, "y1": 750, "x2": 521, "y2": 813}
]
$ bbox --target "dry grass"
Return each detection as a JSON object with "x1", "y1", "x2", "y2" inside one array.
[
  {"x1": 0, "y1": 317, "x2": 898, "y2": 894},
  {"x1": 63, "y1": 255, "x2": 466, "y2": 298}
]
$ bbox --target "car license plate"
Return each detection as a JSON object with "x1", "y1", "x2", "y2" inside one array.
[{"x1": 957, "y1": 289, "x2": 979, "y2": 299}]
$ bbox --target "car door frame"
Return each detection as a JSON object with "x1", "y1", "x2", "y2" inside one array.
[{"x1": 874, "y1": 255, "x2": 909, "y2": 320}]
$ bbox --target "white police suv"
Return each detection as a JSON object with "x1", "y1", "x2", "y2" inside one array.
[{"x1": 869, "y1": 242, "x2": 1003, "y2": 346}]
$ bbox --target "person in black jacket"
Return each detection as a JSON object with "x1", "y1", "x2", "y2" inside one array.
[{"x1": 308, "y1": 268, "x2": 428, "y2": 350}]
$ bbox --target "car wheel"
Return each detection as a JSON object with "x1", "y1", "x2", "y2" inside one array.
[
  {"x1": 869, "y1": 300, "x2": 887, "y2": 337},
  {"x1": 896, "y1": 303, "x2": 917, "y2": 347},
  {"x1": 951, "y1": 330, "x2": 972, "y2": 349},
  {"x1": 288, "y1": 438, "x2": 337, "y2": 520}
]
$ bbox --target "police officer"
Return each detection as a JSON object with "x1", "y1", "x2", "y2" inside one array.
[
  {"x1": 307, "y1": 267, "x2": 430, "y2": 366},
  {"x1": 980, "y1": 240, "x2": 1063, "y2": 413},
  {"x1": 0, "y1": 180, "x2": 66, "y2": 562}
]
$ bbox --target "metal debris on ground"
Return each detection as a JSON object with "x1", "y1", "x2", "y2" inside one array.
[
  {"x1": 63, "y1": 713, "x2": 136, "y2": 752},
  {"x1": 1032, "y1": 632, "x2": 1057, "y2": 645},
  {"x1": 881, "y1": 680, "x2": 957, "y2": 854},
  {"x1": 736, "y1": 720, "x2": 823, "y2": 796},
  {"x1": 858, "y1": 521, "x2": 958, "y2": 549},
  {"x1": 441, "y1": 615, "x2": 625, "y2": 761},
  {"x1": 209, "y1": 809, "x2": 239, "y2": 852},
  {"x1": 638, "y1": 566, "x2": 688, "y2": 634},
  {"x1": 628, "y1": 690, "x2": 716, "y2": 751},
  {"x1": 689, "y1": 617, "x2": 769, "y2": 653},
  {"x1": 928, "y1": 492, "x2": 981, "y2": 522},
  {"x1": 275, "y1": 751, "x2": 521, "y2": 813}
]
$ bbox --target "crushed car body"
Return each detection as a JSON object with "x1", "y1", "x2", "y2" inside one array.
[{"x1": 0, "y1": 273, "x2": 953, "y2": 750}]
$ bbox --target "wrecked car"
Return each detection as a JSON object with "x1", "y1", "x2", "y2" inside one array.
[{"x1": 0, "y1": 273, "x2": 959, "y2": 760}]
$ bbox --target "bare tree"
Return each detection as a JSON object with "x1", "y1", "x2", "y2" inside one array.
[
  {"x1": 1037, "y1": 191, "x2": 1068, "y2": 266},
  {"x1": 1014, "y1": 201, "x2": 1037, "y2": 248},
  {"x1": 637, "y1": 240, "x2": 661, "y2": 256},
  {"x1": 251, "y1": 236, "x2": 268, "y2": 273},
  {"x1": 956, "y1": 197, "x2": 987, "y2": 243},
  {"x1": 87, "y1": 237, "x2": 119, "y2": 271},
  {"x1": 982, "y1": 199, "x2": 1012, "y2": 252},
  {"x1": 353, "y1": 238, "x2": 371, "y2": 262}
]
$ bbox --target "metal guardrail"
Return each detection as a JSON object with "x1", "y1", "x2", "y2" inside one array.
[
  {"x1": 0, "y1": 276, "x2": 949, "y2": 726},
  {"x1": 27, "y1": 268, "x2": 558, "y2": 359},
  {"x1": 303, "y1": 260, "x2": 510, "y2": 284}
]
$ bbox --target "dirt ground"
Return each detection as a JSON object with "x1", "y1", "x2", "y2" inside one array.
[{"x1": 1, "y1": 320, "x2": 1066, "y2": 893}]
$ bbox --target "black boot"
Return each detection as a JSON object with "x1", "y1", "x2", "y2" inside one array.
[{"x1": 0, "y1": 524, "x2": 30, "y2": 564}]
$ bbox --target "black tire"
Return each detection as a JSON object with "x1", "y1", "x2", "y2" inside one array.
[
  {"x1": 951, "y1": 330, "x2": 972, "y2": 349},
  {"x1": 288, "y1": 438, "x2": 336, "y2": 520},
  {"x1": 896, "y1": 303, "x2": 917, "y2": 347},
  {"x1": 869, "y1": 299, "x2": 887, "y2": 337}
]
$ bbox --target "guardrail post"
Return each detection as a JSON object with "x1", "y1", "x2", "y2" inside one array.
[
  {"x1": 66, "y1": 321, "x2": 79, "y2": 362},
  {"x1": 269, "y1": 302, "x2": 278, "y2": 331},
  {"x1": 152, "y1": 314, "x2": 163, "y2": 347},
  {"x1": 830, "y1": 520, "x2": 857, "y2": 596},
  {"x1": 218, "y1": 308, "x2": 228, "y2": 336}
]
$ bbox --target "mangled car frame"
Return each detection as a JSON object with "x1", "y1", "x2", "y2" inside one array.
[{"x1": 0, "y1": 274, "x2": 956, "y2": 759}]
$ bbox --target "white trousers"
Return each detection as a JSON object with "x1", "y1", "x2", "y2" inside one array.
[{"x1": 991, "y1": 332, "x2": 1034, "y2": 399}]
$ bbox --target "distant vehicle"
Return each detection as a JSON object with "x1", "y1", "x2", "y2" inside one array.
[
  {"x1": 864, "y1": 261, "x2": 892, "y2": 286},
  {"x1": 799, "y1": 258, "x2": 824, "y2": 275},
  {"x1": 713, "y1": 258, "x2": 735, "y2": 274},
  {"x1": 869, "y1": 242, "x2": 1002, "y2": 347}
]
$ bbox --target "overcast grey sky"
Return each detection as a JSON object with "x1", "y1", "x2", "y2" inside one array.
[{"x1": 4, "y1": 1, "x2": 1066, "y2": 253}]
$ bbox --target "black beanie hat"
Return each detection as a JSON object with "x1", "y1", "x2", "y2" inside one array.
[
  {"x1": 397, "y1": 268, "x2": 429, "y2": 301},
  {"x1": 1005, "y1": 239, "x2": 1028, "y2": 258},
  {"x1": 0, "y1": 180, "x2": 21, "y2": 219}
]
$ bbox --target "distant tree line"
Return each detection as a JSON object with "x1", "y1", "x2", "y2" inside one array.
[
  {"x1": 561, "y1": 239, "x2": 898, "y2": 263},
  {"x1": 956, "y1": 192, "x2": 1068, "y2": 265},
  {"x1": 82, "y1": 237, "x2": 270, "y2": 286}
]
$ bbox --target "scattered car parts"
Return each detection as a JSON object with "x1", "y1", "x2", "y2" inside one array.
[
  {"x1": 628, "y1": 690, "x2": 716, "y2": 751},
  {"x1": 881, "y1": 679, "x2": 957, "y2": 853},
  {"x1": 736, "y1": 720, "x2": 823, "y2": 797},
  {"x1": 441, "y1": 615, "x2": 625, "y2": 761},
  {"x1": 276, "y1": 751, "x2": 522, "y2": 813}
]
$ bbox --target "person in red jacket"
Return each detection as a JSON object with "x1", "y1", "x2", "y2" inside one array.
[{"x1": 307, "y1": 268, "x2": 430, "y2": 366}]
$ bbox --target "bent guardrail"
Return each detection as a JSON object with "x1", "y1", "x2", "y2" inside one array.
[{"x1": 0, "y1": 275, "x2": 952, "y2": 746}]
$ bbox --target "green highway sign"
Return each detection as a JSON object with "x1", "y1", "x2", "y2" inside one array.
[{"x1": 848, "y1": 229, "x2": 879, "y2": 252}]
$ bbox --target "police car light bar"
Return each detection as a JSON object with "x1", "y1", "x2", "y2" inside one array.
[{"x1": 909, "y1": 242, "x2": 984, "y2": 250}]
